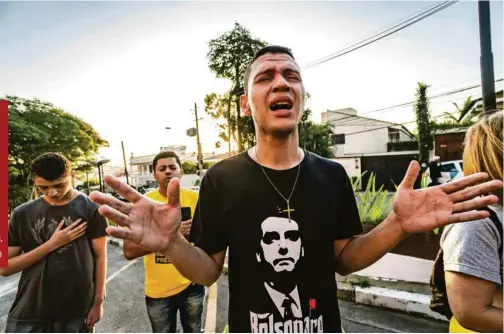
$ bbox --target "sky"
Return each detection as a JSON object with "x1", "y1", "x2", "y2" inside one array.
[{"x1": 1, "y1": 1, "x2": 503, "y2": 166}]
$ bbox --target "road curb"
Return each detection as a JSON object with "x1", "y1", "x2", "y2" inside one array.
[
  {"x1": 337, "y1": 282, "x2": 448, "y2": 322},
  {"x1": 108, "y1": 237, "x2": 123, "y2": 248}
]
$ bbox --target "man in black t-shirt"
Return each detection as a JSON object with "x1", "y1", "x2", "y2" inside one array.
[
  {"x1": 2, "y1": 153, "x2": 108, "y2": 333},
  {"x1": 428, "y1": 156, "x2": 442, "y2": 186},
  {"x1": 91, "y1": 46, "x2": 503, "y2": 333}
]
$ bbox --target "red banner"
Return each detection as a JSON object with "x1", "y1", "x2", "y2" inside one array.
[{"x1": 0, "y1": 99, "x2": 7, "y2": 267}]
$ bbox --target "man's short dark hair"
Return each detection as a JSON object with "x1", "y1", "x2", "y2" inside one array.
[
  {"x1": 152, "y1": 151, "x2": 182, "y2": 170},
  {"x1": 31, "y1": 153, "x2": 71, "y2": 181},
  {"x1": 243, "y1": 45, "x2": 295, "y2": 93}
]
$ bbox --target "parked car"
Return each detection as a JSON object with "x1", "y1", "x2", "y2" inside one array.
[{"x1": 428, "y1": 160, "x2": 463, "y2": 184}]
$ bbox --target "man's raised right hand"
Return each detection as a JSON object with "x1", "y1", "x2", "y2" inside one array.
[{"x1": 89, "y1": 176, "x2": 183, "y2": 252}]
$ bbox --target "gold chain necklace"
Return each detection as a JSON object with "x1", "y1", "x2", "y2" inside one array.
[{"x1": 254, "y1": 146, "x2": 302, "y2": 223}]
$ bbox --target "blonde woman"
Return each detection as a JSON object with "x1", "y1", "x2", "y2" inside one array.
[{"x1": 442, "y1": 111, "x2": 503, "y2": 333}]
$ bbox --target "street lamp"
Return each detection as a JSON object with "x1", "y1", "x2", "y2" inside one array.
[
  {"x1": 96, "y1": 158, "x2": 110, "y2": 193},
  {"x1": 160, "y1": 127, "x2": 172, "y2": 152}
]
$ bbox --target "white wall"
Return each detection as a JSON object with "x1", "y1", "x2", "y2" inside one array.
[
  {"x1": 332, "y1": 126, "x2": 389, "y2": 157},
  {"x1": 331, "y1": 157, "x2": 361, "y2": 178},
  {"x1": 331, "y1": 157, "x2": 362, "y2": 191},
  {"x1": 181, "y1": 174, "x2": 200, "y2": 188},
  {"x1": 324, "y1": 111, "x2": 393, "y2": 157}
]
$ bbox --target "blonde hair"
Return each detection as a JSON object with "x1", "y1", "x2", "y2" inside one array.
[{"x1": 462, "y1": 111, "x2": 503, "y2": 200}]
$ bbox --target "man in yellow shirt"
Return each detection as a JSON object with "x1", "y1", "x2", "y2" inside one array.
[{"x1": 123, "y1": 151, "x2": 203, "y2": 333}]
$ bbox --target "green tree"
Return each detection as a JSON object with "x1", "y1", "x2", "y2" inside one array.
[
  {"x1": 206, "y1": 22, "x2": 267, "y2": 152},
  {"x1": 299, "y1": 108, "x2": 335, "y2": 158},
  {"x1": 442, "y1": 97, "x2": 479, "y2": 124},
  {"x1": 413, "y1": 83, "x2": 433, "y2": 165},
  {"x1": 82, "y1": 177, "x2": 100, "y2": 188},
  {"x1": 182, "y1": 161, "x2": 198, "y2": 174},
  {"x1": 7, "y1": 95, "x2": 108, "y2": 211}
]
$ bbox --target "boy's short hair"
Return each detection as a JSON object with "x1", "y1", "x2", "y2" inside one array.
[
  {"x1": 31, "y1": 153, "x2": 71, "y2": 181},
  {"x1": 152, "y1": 151, "x2": 182, "y2": 170}
]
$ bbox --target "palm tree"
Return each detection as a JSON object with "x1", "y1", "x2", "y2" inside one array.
[{"x1": 442, "y1": 97, "x2": 479, "y2": 124}]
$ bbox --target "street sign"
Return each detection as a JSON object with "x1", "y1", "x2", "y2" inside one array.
[{"x1": 186, "y1": 128, "x2": 197, "y2": 137}]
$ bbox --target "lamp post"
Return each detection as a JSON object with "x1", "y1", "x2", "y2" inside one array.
[{"x1": 96, "y1": 158, "x2": 110, "y2": 192}]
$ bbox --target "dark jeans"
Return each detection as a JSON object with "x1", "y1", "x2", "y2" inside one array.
[
  {"x1": 145, "y1": 283, "x2": 205, "y2": 333},
  {"x1": 5, "y1": 318, "x2": 92, "y2": 333}
]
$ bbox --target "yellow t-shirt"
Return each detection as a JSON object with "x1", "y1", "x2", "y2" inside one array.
[
  {"x1": 449, "y1": 317, "x2": 476, "y2": 333},
  {"x1": 143, "y1": 188, "x2": 199, "y2": 298}
]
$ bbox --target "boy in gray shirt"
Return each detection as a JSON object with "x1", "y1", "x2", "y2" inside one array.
[{"x1": 1, "y1": 153, "x2": 108, "y2": 333}]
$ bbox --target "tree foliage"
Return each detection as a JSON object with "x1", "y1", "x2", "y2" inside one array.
[
  {"x1": 7, "y1": 95, "x2": 108, "y2": 211},
  {"x1": 441, "y1": 97, "x2": 479, "y2": 124},
  {"x1": 204, "y1": 92, "x2": 256, "y2": 151},
  {"x1": 431, "y1": 96, "x2": 480, "y2": 131},
  {"x1": 299, "y1": 109, "x2": 335, "y2": 158},
  {"x1": 413, "y1": 83, "x2": 433, "y2": 165},
  {"x1": 206, "y1": 22, "x2": 267, "y2": 152}
]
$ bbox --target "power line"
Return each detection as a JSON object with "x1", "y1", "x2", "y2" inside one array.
[
  {"x1": 329, "y1": 94, "x2": 476, "y2": 127},
  {"x1": 342, "y1": 110, "x2": 471, "y2": 138},
  {"x1": 303, "y1": 1, "x2": 458, "y2": 69},
  {"x1": 333, "y1": 78, "x2": 503, "y2": 125}
]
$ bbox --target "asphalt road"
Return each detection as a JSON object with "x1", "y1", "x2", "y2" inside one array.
[
  {"x1": 1, "y1": 242, "x2": 448, "y2": 333},
  {"x1": 213, "y1": 274, "x2": 448, "y2": 333}
]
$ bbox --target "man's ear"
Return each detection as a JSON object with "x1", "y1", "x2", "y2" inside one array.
[
  {"x1": 241, "y1": 95, "x2": 251, "y2": 116},
  {"x1": 180, "y1": 169, "x2": 184, "y2": 177}
]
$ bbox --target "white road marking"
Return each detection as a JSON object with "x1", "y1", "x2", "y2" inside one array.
[
  {"x1": 0, "y1": 287, "x2": 17, "y2": 299},
  {"x1": 106, "y1": 259, "x2": 138, "y2": 284},
  {"x1": 204, "y1": 283, "x2": 218, "y2": 333},
  {"x1": 0, "y1": 258, "x2": 138, "y2": 300}
]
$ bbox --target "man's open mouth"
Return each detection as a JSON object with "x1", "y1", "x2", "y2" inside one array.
[
  {"x1": 269, "y1": 98, "x2": 293, "y2": 112},
  {"x1": 270, "y1": 102, "x2": 293, "y2": 112}
]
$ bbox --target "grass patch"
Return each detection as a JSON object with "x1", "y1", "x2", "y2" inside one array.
[{"x1": 349, "y1": 277, "x2": 371, "y2": 288}]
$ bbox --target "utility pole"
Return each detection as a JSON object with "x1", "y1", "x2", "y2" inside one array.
[
  {"x1": 194, "y1": 103, "x2": 204, "y2": 179},
  {"x1": 97, "y1": 165, "x2": 103, "y2": 193},
  {"x1": 478, "y1": 0, "x2": 497, "y2": 114},
  {"x1": 121, "y1": 141, "x2": 130, "y2": 185},
  {"x1": 226, "y1": 92, "x2": 232, "y2": 158}
]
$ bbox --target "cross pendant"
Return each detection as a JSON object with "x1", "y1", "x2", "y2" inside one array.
[{"x1": 282, "y1": 200, "x2": 295, "y2": 223}]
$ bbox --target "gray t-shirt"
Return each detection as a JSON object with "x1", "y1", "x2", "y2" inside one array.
[
  {"x1": 7, "y1": 194, "x2": 108, "y2": 322},
  {"x1": 441, "y1": 204, "x2": 503, "y2": 285}
]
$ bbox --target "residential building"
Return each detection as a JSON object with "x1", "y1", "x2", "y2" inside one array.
[
  {"x1": 322, "y1": 108, "x2": 419, "y2": 190},
  {"x1": 129, "y1": 146, "x2": 217, "y2": 188},
  {"x1": 322, "y1": 108, "x2": 417, "y2": 158}
]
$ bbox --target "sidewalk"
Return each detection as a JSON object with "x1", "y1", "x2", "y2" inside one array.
[
  {"x1": 224, "y1": 252, "x2": 446, "y2": 322},
  {"x1": 108, "y1": 236, "x2": 123, "y2": 248},
  {"x1": 336, "y1": 253, "x2": 447, "y2": 322}
]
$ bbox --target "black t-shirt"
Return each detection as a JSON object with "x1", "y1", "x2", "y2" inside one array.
[
  {"x1": 7, "y1": 194, "x2": 108, "y2": 322},
  {"x1": 190, "y1": 151, "x2": 362, "y2": 333}
]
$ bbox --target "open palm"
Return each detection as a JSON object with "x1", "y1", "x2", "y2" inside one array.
[
  {"x1": 392, "y1": 161, "x2": 502, "y2": 234},
  {"x1": 89, "y1": 176, "x2": 182, "y2": 252}
]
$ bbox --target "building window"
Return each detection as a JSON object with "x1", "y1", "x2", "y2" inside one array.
[
  {"x1": 388, "y1": 128, "x2": 400, "y2": 142},
  {"x1": 332, "y1": 134, "x2": 345, "y2": 145},
  {"x1": 149, "y1": 164, "x2": 153, "y2": 173}
]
